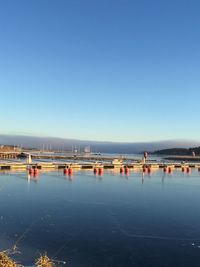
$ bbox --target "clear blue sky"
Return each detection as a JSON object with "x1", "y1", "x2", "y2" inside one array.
[{"x1": 0, "y1": 0, "x2": 200, "y2": 142}]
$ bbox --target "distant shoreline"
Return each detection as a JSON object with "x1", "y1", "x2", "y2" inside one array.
[{"x1": 164, "y1": 156, "x2": 200, "y2": 162}]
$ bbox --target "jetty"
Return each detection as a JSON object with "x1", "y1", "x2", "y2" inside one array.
[
  {"x1": 0, "y1": 160, "x2": 200, "y2": 172},
  {"x1": 1, "y1": 150, "x2": 200, "y2": 172}
]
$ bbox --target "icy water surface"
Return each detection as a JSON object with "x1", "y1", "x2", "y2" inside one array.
[{"x1": 0, "y1": 169, "x2": 200, "y2": 266}]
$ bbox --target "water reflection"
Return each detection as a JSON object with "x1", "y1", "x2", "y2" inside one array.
[
  {"x1": 141, "y1": 172, "x2": 144, "y2": 184},
  {"x1": 68, "y1": 174, "x2": 74, "y2": 182},
  {"x1": 27, "y1": 172, "x2": 39, "y2": 183},
  {"x1": 162, "y1": 173, "x2": 166, "y2": 184}
]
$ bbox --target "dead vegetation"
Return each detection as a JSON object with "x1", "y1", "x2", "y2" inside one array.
[
  {"x1": 0, "y1": 251, "x2": 57, "y2": 267},
  {"x1": 35, "y1": 254, "x2": 55, "y2": 267},
  {"x1": 0, "y1": 251, "x2": 21, "y2": 267}
]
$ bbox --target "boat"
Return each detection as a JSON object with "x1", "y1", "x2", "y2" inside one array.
[{"x1": 111, "y1": 158, "x2": 123, "y2": 165}]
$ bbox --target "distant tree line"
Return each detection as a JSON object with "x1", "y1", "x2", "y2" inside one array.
[{"x1": 152, "y1": 147, "x2": 200, "y2": 156}]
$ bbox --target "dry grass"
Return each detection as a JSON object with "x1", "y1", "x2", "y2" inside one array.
[
  {"x1": 0, "y1": 251, "x2": 57, "y2": 267},
  {"x1": 36, "y1": 254, "x2": 55, "y2": 267},
  {"x1": 0, "y1": 251, "x2": 21, "y2": 267}
]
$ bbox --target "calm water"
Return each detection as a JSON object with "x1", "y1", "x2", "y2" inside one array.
[{"x1": 0, "y1": 169, "x2": 200, "y2": 266}]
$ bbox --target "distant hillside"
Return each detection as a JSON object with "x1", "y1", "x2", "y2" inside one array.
[
  {"x1": 0, "y1": 135, "x2": 200, "y2": 154},
  {"x1": 153, "y1": 147, "x2": 200, "y2": 156}
]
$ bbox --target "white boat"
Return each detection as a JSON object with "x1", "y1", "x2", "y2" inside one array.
[{"x1": 111, "y1": 158, "x2": 123, "y2": 165}]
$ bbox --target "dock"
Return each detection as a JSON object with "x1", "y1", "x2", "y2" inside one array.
[
  {"x1": 0, "y1": 150, "x2": 200, "y2": 173},
  {"x1": 1, "y1": 161, "x2": 200, "y2": 172}
]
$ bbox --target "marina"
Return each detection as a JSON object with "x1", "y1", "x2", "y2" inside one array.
[{"x1": 1, "y1": 0, "x2": 200, "y2": 265}]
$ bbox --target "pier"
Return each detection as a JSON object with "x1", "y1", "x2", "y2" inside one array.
[
  {"x1": 1, "y1": 161, "x2": 200, "y2": 172},
  {"x1": 1, "y1": 150, "x2": 200, "y2": 172}
]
